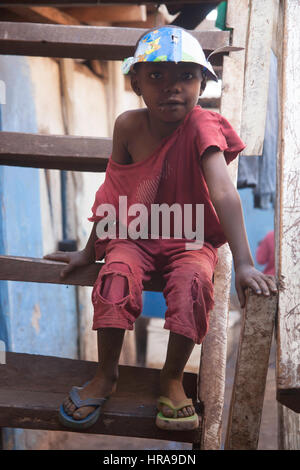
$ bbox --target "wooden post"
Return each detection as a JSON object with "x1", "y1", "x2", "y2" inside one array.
[
  {"x1": 278, "y1": 403, "x2": 300, "y2": 450},
  {"x1": 240, "y1": 0, "x2": 276, "y2": 156},
  {"x1": 275, "y1": 0, "x2": 300, "y2": 412},
  {"x1": 197, "y1": 0, "x2": 249, "y2": 450},
  {"x1": 225, "y1": 290, "x2": 277, "y2": 449},
  {"x1": 224, "y1": 0, "x2": 282, "y2": 450},
  {"x1": 275, "y1": 0, "x2": 300, "y2": 449}
]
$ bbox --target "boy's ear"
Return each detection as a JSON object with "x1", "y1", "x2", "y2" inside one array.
[
  {"x1": 130, "y1": 72, "x2": 142, "y2": 96},
  {"x1": 199, "y1": 75, "x2": 207, "y2": 96}
]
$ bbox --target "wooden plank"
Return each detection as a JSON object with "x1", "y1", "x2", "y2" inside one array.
[
  {"x1": 61, "y1": 5, "x2": 147, "y2": 23},
  {"x1": 198, "y1": 245, "x2": 231, "y2": 450},
  {"x1": 197, "y1": 0, "x2": 249, "y2": 451},
  {"x1": 0, "y1": 22, "x2": 230, "y2": 62},
  {"x1": 240, "y1": 0, "x2": 275, "y2": 156},
  {"x1": 225, "y1": 289, "x2": 277, "y2": 450},
  {"x1": 198, "y1": 97, "x2": 221, "y2": 109},
  {"x1": 6, "y1": 6, "x2": 81, "y2": 24},
  {"x1": 113, "y1": 10, "x2": 166, "y2": 29},
  {"x1": 0, "y1": 352, "x2": 201, "y2": 442},
  {"x1": 278, "y1": 403, "x2": 300, "y2": 450},
  {"x1": 0, "y1": 255, "x2": 164, "y2": 292},
  {"x1": 0, "y1": 131, "x2": 111, "y2": 171},
  {"x1": 275, "y1": 0, "x2": 300, "y2": 414}
]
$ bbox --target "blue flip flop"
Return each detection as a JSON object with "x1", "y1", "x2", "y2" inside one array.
[{"x1": 59, "y1": 384, "x2": 108, "y2": 430}]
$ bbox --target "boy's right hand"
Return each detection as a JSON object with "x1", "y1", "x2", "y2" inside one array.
[{"x1": 43, "y1": 249, "x2": 94, "y2": 279}]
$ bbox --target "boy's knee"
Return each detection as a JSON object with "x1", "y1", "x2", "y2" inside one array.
[
  {"x1": 99, "y1": 262, "x2": 131, "y2": 303},
  {"x1": 93, "y1": 261, "x2": 142, "y2": 307},
  {"x1": 100, "y1": 272, "x2": 129, "y2": 303},
  {"x1": 92, "y1": 260, "x2": 143, "y2": 328}
]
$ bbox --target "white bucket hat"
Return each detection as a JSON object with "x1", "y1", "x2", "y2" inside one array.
[{"x1": 122, "y1": 26, "x2": 218, "y2": 82}]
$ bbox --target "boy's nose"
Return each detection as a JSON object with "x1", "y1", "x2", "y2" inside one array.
[{"x1": 162, "y1": 77, "x2": 182, "y2": 94}]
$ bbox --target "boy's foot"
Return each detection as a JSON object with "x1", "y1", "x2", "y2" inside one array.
[
  {"x1": 63, "y1": 371, "x2": 117, "y2": 420},
  {"x1": 159, "y1": 370, "x2": 195, "y2": 418}
]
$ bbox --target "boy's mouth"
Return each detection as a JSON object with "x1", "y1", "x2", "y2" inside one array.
[{"x1": 159, "y1": 100, "x2": 185, "y2": 107}]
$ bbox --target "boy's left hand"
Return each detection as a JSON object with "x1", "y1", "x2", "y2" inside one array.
[{"x1": 235, "y1": 264, "x2": 277, "y2": 308}]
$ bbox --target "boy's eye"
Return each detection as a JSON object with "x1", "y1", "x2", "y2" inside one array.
[
  {"x1": 149, "y1": 72, "x2": 162, "y2": 79},
  {"x1": 181, "y1": 72, "x2": 194, "y2": 80}
]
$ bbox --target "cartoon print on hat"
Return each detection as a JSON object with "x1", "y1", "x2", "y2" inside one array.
[{"x1": 122, "y1": 26, "x2": 218, "y2": 82}]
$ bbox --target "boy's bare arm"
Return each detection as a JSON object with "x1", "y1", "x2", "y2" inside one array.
[
  {"x1": 43, "y1": 111, "x2": 135, "y2": 274},
  {"x1": 111, "y1": 111, "x2": 133, "y2": 164},
  {"x1": 83, "y1": 221, "x2": 98, "y2": 261},
  {"x1": 43, "y1": 111, "x2": 134, "y2": 274},
  {"x1": 201, "y1": 147, "x2": 277, "y2": 307},
  {"x1": 43, "y1": 222, "x2": 98, "y2": 278},
  {"x1": 201, "y1": 147, "x2": 253, "y2": 268}
]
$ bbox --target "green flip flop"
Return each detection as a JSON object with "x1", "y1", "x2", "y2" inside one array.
[{"x1": 156, "y1": 396, "x2": 199, "y2": 431}]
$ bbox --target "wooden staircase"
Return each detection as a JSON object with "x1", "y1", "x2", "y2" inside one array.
[{"x1": 1, "y1": 0, "x2": 298, "y2": 450}]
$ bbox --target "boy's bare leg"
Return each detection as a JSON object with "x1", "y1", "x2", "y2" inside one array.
[
  {"x1": 160, "y1": 332, "x2": 196, "y2": 418},
  {"x1": 63, "y1": 328, "x2": 125, "y2": 420}
]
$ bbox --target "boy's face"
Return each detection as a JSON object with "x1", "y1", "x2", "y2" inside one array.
[{"x1": 131, "y1": 62, "x2": 203, "y2": 124}]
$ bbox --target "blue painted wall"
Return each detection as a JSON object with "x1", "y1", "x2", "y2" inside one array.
[
  {"x1": 0, "y1": 56, "x2": 78, "y2": 449},
  {"x1": 142, "y1": 187, "x2": 274, "y2": 317},
  {"x1": 231, "y1": 188, "x2": 274, "y2": 292}
]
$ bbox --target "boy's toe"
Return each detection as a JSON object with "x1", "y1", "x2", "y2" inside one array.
[
  {"x1": 73, "y1": 406, "x2": 95, "y2": 420},
  {"x1": 178, "y1": 406, "x2": 195, "y2": 418},
  {"x1": 63, "y1": 398, "x2": 70, "y2": 412},
  {"x1": 161, "y1": 404, "x2": 195, "y2": 418},
  {"x1": 63, "y1": 397, "x2": 69, "y2": 408},
  {"x1": 69, "y1": 405, "x2": 77, "y2": 415},
  {"x1": 161, "y1": 405, "x2": 174, "y2": 418},
  {"x1": 65, "y1": 405, "x2": 73, "y2": 416},
  {"x1": 64, "y1": 397, "x2": 76, "y2": 415},
  {"x1": 73, "y1": 409, "x2": 82, "y2": 419}
]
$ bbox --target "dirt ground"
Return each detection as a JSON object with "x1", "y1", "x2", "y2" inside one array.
[{"x1": 31, "y1": 312, "x2": 277, "y2": 451}]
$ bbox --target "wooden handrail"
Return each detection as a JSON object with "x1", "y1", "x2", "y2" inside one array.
[
  {"x1": 0, "y1": 131, "x2": 111, "y2": 171},
  {"x1": 0, "y1": 255, "x2": 164, "y2": 292}
]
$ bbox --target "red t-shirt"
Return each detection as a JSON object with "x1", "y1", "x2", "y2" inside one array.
[{"x1": 88, "y1": 105, "x2": 246, "y2": 255}]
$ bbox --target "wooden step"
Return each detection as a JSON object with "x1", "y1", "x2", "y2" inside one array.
[
  {"x1": 0, "y1": 255, "x2": 164, "y2": 292},
  {"x1": 0, "y1": 21, "x2": 229, "y2": 62},
  {"x1": 0, "y1": 352, "x2": 202, "y2": 443},
  {"x1": 0, "y1": 131, "x2": 111, "y2": 172}
]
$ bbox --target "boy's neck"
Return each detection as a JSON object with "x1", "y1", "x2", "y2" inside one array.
[{"x1": 146, "y1": 109, "x2": 191, "y2": 140}]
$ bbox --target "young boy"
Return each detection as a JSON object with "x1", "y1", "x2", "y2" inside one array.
[{"x1": 44, "y1": 26, "x2": 277, "y2": 431}]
